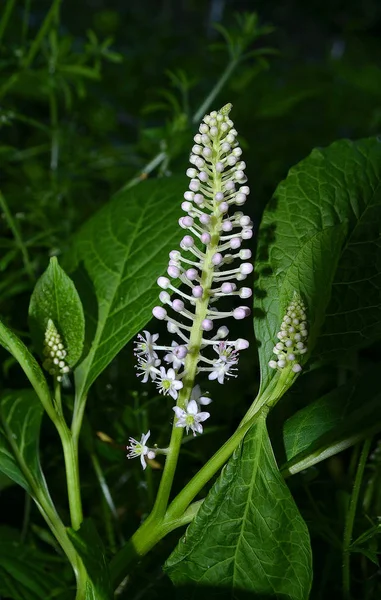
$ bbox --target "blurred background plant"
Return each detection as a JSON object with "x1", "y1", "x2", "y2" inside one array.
[{"x1": 0, "y1": 1, "x2": 381, "y2": 599}]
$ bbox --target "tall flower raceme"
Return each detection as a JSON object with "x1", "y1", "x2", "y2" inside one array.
[{"x1": 127, "y1": 104, "x2": 253, "y2": 467}]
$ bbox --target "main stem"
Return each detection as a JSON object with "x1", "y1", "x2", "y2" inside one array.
[
  {"x1": 342, "y1": 438, "x2": 372, "y2": 600},
  {"x1": 149, "y1": 135, "x2": 224, "y2": 521}
]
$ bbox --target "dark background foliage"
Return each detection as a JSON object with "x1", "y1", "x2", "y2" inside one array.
[{"x1": 0, "y1": 1, "x2": 381, "y2": 598}]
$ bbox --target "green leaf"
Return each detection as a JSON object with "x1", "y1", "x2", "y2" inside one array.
[
  {"x1": 165, "y1": 412, "x2": 312, "y2": 599},
  {"x1": 254, "y1": 138, "x2": 381, "y2": 391},
  {"x1": 29, "y1": 256, "x2": 85, "y2": 367},
  {"x1": 0, "y1": 319, "x2": 52, "y2": 413},
  {"x1": 68, "y1": 520, "x2": 112, "y2": 600},
  {"x1": 0, "y1": 526, "x2": 69, "y2": 600},
  {"x1": 0, "y1": 390, "x2": 47, "y2": 495},
  {"x1": 281, "y1": 367, "x2": 381, "y2": 475},
  {"x1": 66, "y1": 176, "x2": 186, "y2": 398}
]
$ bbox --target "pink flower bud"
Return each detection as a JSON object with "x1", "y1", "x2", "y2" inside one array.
[
  {"x1": 201, "y1": 232, "x2": 211, "y2": 244},
  {"x1": 157, "y1": 276, "x2": 170, "y2": 289},
  {"x1": 172, "y1": 299, "x2": 185, "y2": 312},
  {"x1": 181, "y1": 235, "x2": 194, "y2": 248},
  {"x1": 167, "y1": 265, "x2": 180, "y2": 278},
  {"x1": 212, "y1": 253, "x2": 223, "y2": 266},
  {"x1": 202, "y1": 319, "x2": 213, "y2": 331},
  {"x1": 221, "y1": 220, "x2": 233, "y2": 232},
  {"x1": 192, "y1": 285, "x2": 203, "y2": 298},
  {"x1": 221, "y1": 282, "x2": 235, "y2": 294},
  {"x1": 240, "y1": 263, "x2": 253, "y2": 275},
  {"x1": 186, "y1": 268, "x2": 198, "y2": 280},
  {"x1": 153, "y1": 306, "x2": 167, "y2": 320},
  {"x1": 239, "y1": 287, "x2": 252, "y2": 298},
  {"x1": 230, "y1": 237, "x2": 242, "y2": 249},
  {"x1": 235, "y1": 338, "x2": 249, "y2": 350}
]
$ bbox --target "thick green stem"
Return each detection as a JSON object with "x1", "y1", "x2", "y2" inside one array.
[
  {"x1": 60, "y1": 424, "x2": 83, "y2": 531},
  {"x1": 342, "y1": 438, "x2": 372, "y2": 600}
]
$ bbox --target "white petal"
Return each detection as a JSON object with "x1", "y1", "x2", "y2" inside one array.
[
  {"x1": 208, "y1": 371, "x2": 218, "y2": 381},
  {"x1": 140, "y1": 454, "x2": 147, "y2": 470},
  {"x1": 167, "y1": 368, "x2": 176, "y2": 380},
  {"x1": 141, "y1": 431, "x2": 150, "y2": 445},
  {"x1": 197, "y1": 412, "x2": 210, "y2": 422},
  {"x1": 173, "y1": 406, "x2": 185, "y2": 418},
  {"x1": 187, "y1": 400, "x2": 198, "y2": 415},
  {"x1": 199, "y1": 395, "x2": 212, "y2": 405}
]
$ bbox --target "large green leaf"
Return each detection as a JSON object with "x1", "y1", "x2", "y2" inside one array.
[
  {"x1": 66, "y1": 176, "x2": 186, "y2": 398},
  {"x1": 68, "y1": 520, "x2": 113, "y2": 600},
  {"x1": 165, "y1": 412, "x2": 312, "y2": 599},
  {"x1": 0, "y1": 526, "x2": 70, "y2": 600},
  {"x1": 0, "y1": 389, "x2": 47, "y2": 494},
  {"x1": 282, "y1": 367, "x2": 381, "y2": 475},
  {"x1": 29, "y1": 256, "x2": 85, "y2": 367},
  {"x1": 254, "y1": 138, "x2": 381, "y2": 391}
]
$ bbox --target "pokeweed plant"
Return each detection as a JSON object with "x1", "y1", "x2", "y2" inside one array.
[{"x1": 0, "y1": 101, "x2": 381, "y2": 600}]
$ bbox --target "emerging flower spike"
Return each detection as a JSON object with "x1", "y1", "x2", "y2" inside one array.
[
  {"x1": 43, "y1": 319, "x2": 70, "y2": 382},
  {"x1": 131, "y1": 104, "x2": 252, "y2": 448},
  {"x1": 268, "y1": 292, "x2": 308, "y2": 373},
  {"x1": 126, "y1": 431, "x2": 156, "y2": 470}
]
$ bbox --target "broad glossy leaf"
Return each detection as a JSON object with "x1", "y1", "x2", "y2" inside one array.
[
  {"x1": 165, "y1": 412, "x2": 312, "y2": 599},
  {"x1": 0, "y1": 390, "x2": 47, "y2": 495},
  {"x1": 67, "y1": 176, "x2": 186, "y2": 397},
  {"x1": 29, "y1": 256, "x2": 85, "y2": 367},
  {"x1": 68, "y1": 519, "x2": 112, "y2": 600},
  {"x1": 0, "y1": 526, "x2": 69, "y2": 600},
  {"x1": 254, "y1": 138, "x2": 381, "y2": 391},
  {"x1": 282, "y1": 367, "x2": 381, "y2": 475}
]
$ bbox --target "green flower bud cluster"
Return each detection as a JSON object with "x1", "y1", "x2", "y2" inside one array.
[
  {"x1": 268, "y1": 292, "x2": 308, "y2": 373},
  {"x1": 43, "y1": 319, "x2": 70, "y2": 382}
]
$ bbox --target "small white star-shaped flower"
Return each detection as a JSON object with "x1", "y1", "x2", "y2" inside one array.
[
  {"x1": 126, "y1": 431, "x2": 156, "y2": 470},
  {"x1": 173, "y1": 400, "x2": 210, "y2": 436},
  {"x1": 136, "y1": 355, "x2": 161, "y2": 383},
  {"x1": 156, "y1": 367, "x2": 183, "y2": 400},
  {"x1": 208, "y1": 359, "x2": 237, "y2": 384},
  {"x1": 164, "y1": 341, "x2": 187, "y2": 370},
  {"x1": 134, "y1": 330, "x2": 159, "y2": 358}
]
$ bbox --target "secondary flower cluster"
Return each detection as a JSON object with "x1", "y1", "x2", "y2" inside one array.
[
  {"x1": 43, "y1": 319, "x2": 70, "y2": 382},
  {"x1": 268, "y1": 292, "x2": 308, "y2": 373},
  {"x1": 127, "y1": 104, "x2": 253, "y2": 467}
]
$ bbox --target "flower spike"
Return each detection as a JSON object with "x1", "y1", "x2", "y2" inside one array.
[
  {"x1": 129, "y1": 104, "x2": 253, "y2": 459},
  {"x1": 43, "y1": 319, "x2": 70, "y2": 382},
  {"x1": 268, "y1": 292, "x2": 308, "y2": 373}
]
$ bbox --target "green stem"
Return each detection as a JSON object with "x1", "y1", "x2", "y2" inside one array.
[
  {"x1": 22, "y1": 0, "x2": 61, "y2": 69},
  {"x1": 0, "y1": 190, "x2": 34, "y2": 280},
  {"x1": 192, "y1": 58, "x2": 239, "y2": 124},
  {"x1": 342, "y1": 438, "x2": 372, "y2": 600},
  {"x1": 119, "y1": 151, "x2": 167, "y2": 193},
  {"x1": 22, "y1": 0, "x2": 32, "y2": 42},
  {"x1": 60, "y1": 422, "x2": 83, "y2": 531},
  {"x1": 0, "y1": 0, "x2": 16, "y2": 45},
  {"x1": 3, "y1": 417, "x2": 86, "y2": 594}
]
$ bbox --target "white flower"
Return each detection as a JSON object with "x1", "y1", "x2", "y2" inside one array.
[
  {"x1": 213, "y1": 341, "x2": 239, "y2": 364},
  {"x1": 191, "y1": 384, "x2": 212, "y2": 406},
  {"x1": 156, "y1": 367, "x2": 183, "y2": 400},
  {"x1": 208, "y1": 359, "x2": 238, "y2": 384},
  {"x1": 164, "y1": 341, "x2": 186, "y2": 370},
  {"x1": 136, "y1": 356, "x2": 161, "y2": 383},
  {"x1": 173, "y1": 400, "x2": 210, "y2": 435},
  {"x1": 134, "y1": 330, "x2": 159, "y2": 358},
  {"x1": 126, "y1": 431, "x2": 156, "y2": 470}
]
